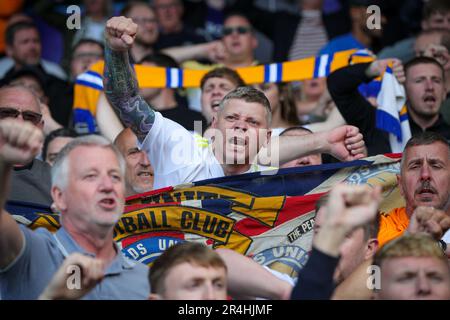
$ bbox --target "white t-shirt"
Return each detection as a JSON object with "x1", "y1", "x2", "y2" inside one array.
[{"x1": 140, "y1": 112, "x2": 270, "y2": 189}]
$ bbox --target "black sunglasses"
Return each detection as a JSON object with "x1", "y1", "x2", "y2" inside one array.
[
  {"x1": 222, "y1": 26, "x2": 252, "y2": 36},
  {"x1": 0, "y1": 107, "x2": 42, "y2": 125}
]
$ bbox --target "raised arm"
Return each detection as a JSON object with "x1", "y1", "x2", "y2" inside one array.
[
  {"x1": 103, "y1": 16, "x2": 155, "y2": 142},
  {"x1": 216, "y1": 248, "x2": 292, "y2": 300},
  {"x1": 0, "y1": 119, "x2": 43, "y2": 269},
  {"x1": 258, "y1": 125, "x2": 366, "y2": 166},
  {"x1": 291, "y1": 184, "x2": 381, "y2": 300},
  {"x1": 96, "y1": 92, "x2": 125, "y2": 142},
  {"x1": 327, "y1": 59, "x2": 404, "y2": 137}
]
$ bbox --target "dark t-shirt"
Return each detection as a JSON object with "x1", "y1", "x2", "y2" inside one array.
[
  {"x1": 328, "y1": 63, "x2": 450, "y2": 155},
  {"x1": 8, "y1": 159, "x2": 52, "y2": 207},
  {"x1": 155, "y1": 26, "x2": 207, "y2": 50}
]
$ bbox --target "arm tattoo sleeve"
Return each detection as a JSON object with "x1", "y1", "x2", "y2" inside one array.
[{"x1": 103, "y1": 45, "x2": 155, "y2": 142}]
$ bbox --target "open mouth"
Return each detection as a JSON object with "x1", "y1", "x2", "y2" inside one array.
[
  {"x1": 423, "y1": 95, "x2": 436, "y2": 104},
  {"x1": 99, "y1": 198, "x2": 116, "y2": 209},
  {"x1": 416, "y1": 186, "x2": 437, "y2": 201},
  {"x1": 229, "y1": 136, "x2": 247, "y2": 147},
  {"x1": 308, "y1": 80, "x2": 319, "y2": 88},
  {"x1": 417, "y1": 188, "x2": 436, "y2": 194},
  {"x1": 231, "y1": 41, "x2": 241, "y2": 49},
  {"x1": 137, "y1": 171, "x2": 152, "y2": 177},
  {"x1": 211, "y1": 100, "x2": 221, "y2": 109}
]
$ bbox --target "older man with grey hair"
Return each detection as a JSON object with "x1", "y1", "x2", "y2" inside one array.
[{"x1": 0, "y1": 118, "x2": 149, "y2": 300}]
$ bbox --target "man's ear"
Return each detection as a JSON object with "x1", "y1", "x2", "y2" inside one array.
[
  {"x1": 211, "y1": 115, "x2": 218, "y2": 128},
  {"x1": 5, "y1": 45, "x2": 13, "y2": 58},
  {"x1": 264, "y1": 129, "x2": 272, "y2": 148},
  {"x1": 421, "y1": 20, "x2": 428, "y2": 31},
  {"x1": 365, "y1": 239, "x2": 378, "y2": 260},
  {"x1": 51, "y1": 186, "x2": 67, "y2": 212},
  {"x1": 148, "y1": 293, "x2": 162, "y2": 300}
]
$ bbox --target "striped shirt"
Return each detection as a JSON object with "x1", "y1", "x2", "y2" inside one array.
[{"x1": 288, "y1": 10, "x2": 328, "y2": 61}]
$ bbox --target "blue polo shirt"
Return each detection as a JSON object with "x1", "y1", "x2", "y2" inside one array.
[{"x1": 0, "y1": 225, "x2": 150, "y2": 300}]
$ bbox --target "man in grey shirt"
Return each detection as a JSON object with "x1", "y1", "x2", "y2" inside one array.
[{"x1": 0, "y1": 118, "x2": 149, "y2": 300}]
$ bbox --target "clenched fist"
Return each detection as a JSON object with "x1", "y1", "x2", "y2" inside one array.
[
  {"x1": 408, "y1": 206, "x2": 450, "y2": 240},
  {"x1": 0, "y1": 118, "x2": 43, "y2": 165},
  {"x1": 105, "y1": 16, "x2": 138, "y2": 51}
]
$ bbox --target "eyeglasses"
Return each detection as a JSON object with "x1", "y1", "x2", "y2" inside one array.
[
  {"x1": 222, "y1": 26, "x2": 252, "y2": 36},
  {"x1": 0, "y1": 107, "x2": 42, "y2": 125}
]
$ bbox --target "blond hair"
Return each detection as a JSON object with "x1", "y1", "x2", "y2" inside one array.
[{"x1": 374, "y1": 233, "x2": 446, "y2": 268}]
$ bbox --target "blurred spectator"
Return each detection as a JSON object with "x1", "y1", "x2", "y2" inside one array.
[
  {"x1": 1, "y1": 66, "x2": 64, "y2": 135},
  {"x1": 279, "y1": 127, "x2": 322, "y2": 168},
  {"x1": 373, "y1": 234, "x2": 450, "y2": 300},
  {"x1": 294, "y1": 78, "x2": 335, "y2": 124},
  {"x1": 200, "y1": 67, "x2": 245, "y2": 124},
  {"x1": 0, "y1": 20, "x2": 67, "y2": 80},
  {"x1": 138, "y1": 53, "x2": 207, "y2": 133},
  {"x1": 413, "y1": 29, "x2": 448, "y2": 57},
  {"x1": 220, "y1": 13, "x2": 258, "y2": 68},
  {"x1": 72, "y1": 0, "x2": 112, "y2": 46},
  {"x1": 319, "y1": 0, "x2": 385, "y2": 55},
  {"x1": 378, "y1": 0, "x2": 450, "y2": 63},
  {"x1": 0, "y1": 0, "x2": 24, "y2": 55},
  {"x1": 120, "y1": 1, "x2": 159, "y2": 63},
  {"x1": 180, "y1": 12, "x2": 260, "y2": 69},
  {"x1": 149, "y1": 242, "x2": 228, "y2": 300},
  {"x1": 182, "y1": 13, "x2": 259, "y2": 112},
  {"x1": 0, "y1": 21, "x2": 73, "y2": 127},
  {"x1": 42, "y1": 128, "x2": 78, "y2": 166},
  {"x1": 70, "y1": 38, "x2": 104, "y2": 81},
  {"x1": 418, "y1": 31, "x2": 450, "y2": 125},
  {"x1": 114, "y1": 128, "x2": 154, "y2": 196},
  {"x1": 253, "y1": 82, "x2": 299, "y2": 134},
  {"x1": 182, "y1": 1, "x2": 276, "y2": 63},
  {"x1": 152, "y1": 0, "x2": 207, "y2": 49},
  {"x1": 1, "y1": 65, "x2": 49, "y2": 105},
  {"x1": 33, "y1": 0, "x2": 111, "y2": 69},
  {"x1": 0, "y1": 86, "x2": 52, "y2": 208},
  {"x1": 183, "y1": 0, "x2": 228, "y2": 41},
  {"x1": 327, "y1": 57, "x2": 450, "y2": 155},
  {"x1": 233, "y1": 0, "x2": 350, "y2": 62}
]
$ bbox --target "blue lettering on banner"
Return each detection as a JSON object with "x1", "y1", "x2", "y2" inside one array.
[
  {"x1": 252, "y1": 245, "x2": 309, "y2": 276},
  {"x1": 122, "y1": 237, "x2": 184, "y2": 265}
]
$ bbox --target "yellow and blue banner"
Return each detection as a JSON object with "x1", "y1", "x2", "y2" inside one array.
[{"x1": 72, "y1": 49, "x2": 376, "y2": 134}]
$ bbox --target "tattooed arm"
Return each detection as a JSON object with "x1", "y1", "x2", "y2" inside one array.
[{"x1": 103, "y1": 16, "x2": 155, "y2": 142}]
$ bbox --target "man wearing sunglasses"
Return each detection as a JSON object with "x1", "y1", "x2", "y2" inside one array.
[
  {"x1": 0, "y1": 85, "x2": 53, "y2": 209},
  {"x1": 221, "y1": 14, "x2": 258, "y2": 69}
]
